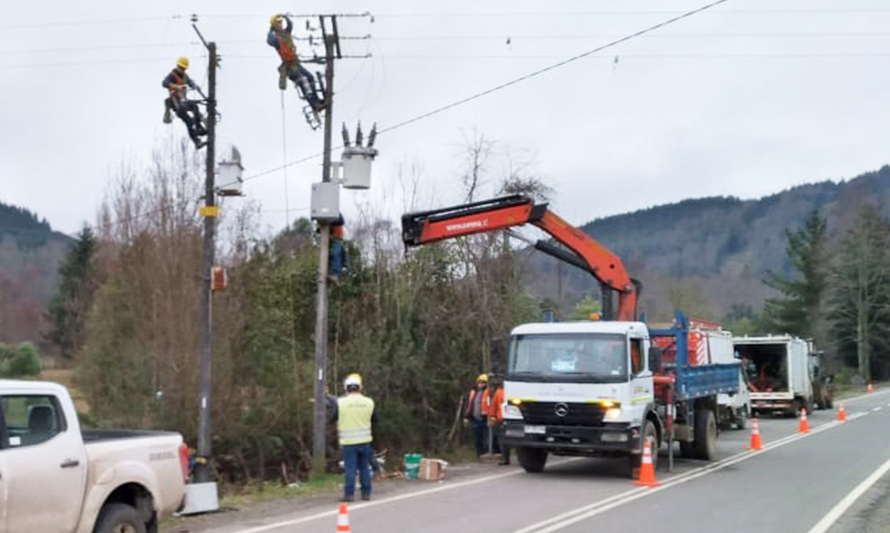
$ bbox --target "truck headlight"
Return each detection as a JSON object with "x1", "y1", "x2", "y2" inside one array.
[
  {"x1": 504, "y1": 404, "x2": 523, "y2": 418},
  {"x1": 605, "y1": 407, "x2": 622, "y2": 420}
]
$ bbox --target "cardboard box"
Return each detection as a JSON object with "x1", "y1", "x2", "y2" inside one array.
[{"x1": 417, "y1": 458, "x2": 449, "y2": 481}]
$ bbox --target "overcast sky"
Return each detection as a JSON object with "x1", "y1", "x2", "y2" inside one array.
[{"x1": 3, "y1": 0, "x2": 890, "y2": 235}]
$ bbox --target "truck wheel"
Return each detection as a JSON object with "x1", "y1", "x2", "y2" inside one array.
[
  {"x1": 815, "y1": 389, "x2": 826, "y2": 410},
  {"x1": 825, "y1": 392, "x2": 834, "y2": 409},
  {"x1": 516, "y1": 447, "x2": 548, "y2": 473},
  {"x1": 629, "y1": 422, "x2": 658, "y2": 478},
  {"x1": 93, "y1": 503, "x2": 147, "y2": 533},
  {"x1": 692, "y1": 408, "x2": 717, "y2": 460}
]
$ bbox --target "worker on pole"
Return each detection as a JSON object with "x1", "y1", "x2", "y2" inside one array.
[
  {"x1": 267, "y1": 14, "x2": 325, "y2": 113},
  {"x1": 161, "y1": 57, "x2": 207, "y2": 149},
  {"x1": 331, "y1": 373, "x2": 376, "y2": 502},
  {"x1": 464, "y1": 374, "x2": 491, "y2": 458}
]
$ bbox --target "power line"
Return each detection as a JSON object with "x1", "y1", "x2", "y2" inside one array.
[
  {"x1": 0, "y1": 15, "x2": 183, "y2": 30},
  {"x1": 371, "y1": 7, "x2": 890, "y2": 17},
  {"x1": 233, "y1": 0, "x2": 735, "y2": 186},
  {"x1": 321, "y1": 52, "x2": 890, "y2": 60},
  {"x1": 369, "y1": 31, "x2": 890, "y2": 41},
  {"x1": 0, "y1": 57, "x2": 183, "y2": 70},
  {"x1": 0, "y1": 42, "x2": 196, "y2": 56},
  {"x1": 2, "y1": 6, "x2": 884, "y2": 32},
  {"x1": 8, "y1": 30, "x2": 883, "y2": 57},
  {"x1": 374, "y1": 0, "x2": 734, "y2": 135}
]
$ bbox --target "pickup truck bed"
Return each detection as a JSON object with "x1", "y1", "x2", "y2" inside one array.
[{"x1": 0, "y1": 380, "x2": 187, "y2": 533}]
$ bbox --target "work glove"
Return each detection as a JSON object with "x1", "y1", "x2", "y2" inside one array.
[
  {"x1": 488, "y1": 416, "x2": 497, "y2": 427},
  {"x1": 462, "y1": 418, "x2": 469, "y2": 428}
]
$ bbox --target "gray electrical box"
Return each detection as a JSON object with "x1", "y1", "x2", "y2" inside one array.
[{"x1": 311, "y1": 181, "x2": 341, "y2": 221}]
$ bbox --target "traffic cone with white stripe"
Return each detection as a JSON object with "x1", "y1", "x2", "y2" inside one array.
[
  {"x1": 797, "y1": 408, "x2": 809, "y2": 433},
  {"x1": 748, "y1": 418, "x2": 763, "y2": 451},
  {"x1": 868, "y1": 383, "x2": 874, "y2": 395},
  {"x1": 837, "y1": 403, "x2": 847, "y2": 422},
  {"x1": 633, "y1": 439, "x2": 660, "y2": 487},
  {"x1": 336, "y1": 503, "x2": 351, "y2": 533}
]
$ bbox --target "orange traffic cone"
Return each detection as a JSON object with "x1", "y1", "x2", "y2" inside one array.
[
  {"x1": 797, "y1": 408, "x2": 809, "y2": 433},
  {"x1": 837, "y1": 403, "x2": 847, "y2": 422},
  {"x1": 868, "y1": 383, "x2": 874, "y2": 395},
  {"x1": 336, "y1": 503, "x2": 351, "y2": 533},
  {"x1": 748, "y1": 418, "x2": 763, "y2": 451},
  {"x1": 633, "y1": 440, "x2": 660, "y2": 487}
]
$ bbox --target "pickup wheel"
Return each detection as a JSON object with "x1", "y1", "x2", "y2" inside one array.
[
  {"x1": 516, "y1": 447, "x2": 548, "y2": 473},
  {"x1": 692, "y1": 408, "x2": 717, "y2": 460},
  {"x1": 93, "y1": 503, "x2": 146, "y2": 533}
]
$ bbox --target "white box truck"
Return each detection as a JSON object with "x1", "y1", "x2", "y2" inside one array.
[{"x1": 733, "y1": 335, "x2": 814, "y2": 416}]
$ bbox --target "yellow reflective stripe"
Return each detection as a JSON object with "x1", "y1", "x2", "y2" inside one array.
[
  {"x1": 631, "y1": 395, "x2": 652, "y2": 405},
  {"x1": 339, "y1": 428, "x2": 372, "y2": 438}
]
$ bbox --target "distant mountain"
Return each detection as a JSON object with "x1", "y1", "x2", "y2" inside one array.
[
  {"x1": 0, "y1": 201, "x2": 73, "y2": 344},
  {"x1": 524, "y1": 165, "x2": 890, "y2": 321}
]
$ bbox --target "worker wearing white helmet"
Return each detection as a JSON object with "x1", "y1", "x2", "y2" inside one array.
[{"x1": 332, "y1": 372, "x2": 376, "y2": 502}]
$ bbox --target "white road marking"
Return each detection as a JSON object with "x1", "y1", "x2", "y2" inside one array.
[
  {"x1": 514, "y1": 419, "x2": 850, "y2": 533},
  {"x1": 873, "y1": 407, "x2": 882, "y2": 412},
  {"x1": 804, "y1": 453, "x2": 890, "y2": 533},
  {"x1": 225, "y1": 459, "x2": 579, "y2": 533},
  {"x1": 224, "y1": 395, "x2": 885, "y2": 533}
]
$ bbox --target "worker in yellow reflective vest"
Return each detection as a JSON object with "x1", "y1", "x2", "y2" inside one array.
[{"x1": 332, "y1": 373, "x2": 377, "y2": 502}]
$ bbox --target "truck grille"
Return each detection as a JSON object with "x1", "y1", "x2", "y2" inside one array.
[{"x1": 519, "y1": 402, "x2": 606, "y2": 427}]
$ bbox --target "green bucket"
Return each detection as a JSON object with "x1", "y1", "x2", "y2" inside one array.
[{"x1": 403, "y1": 453, "x2": 422, "y2": 479}]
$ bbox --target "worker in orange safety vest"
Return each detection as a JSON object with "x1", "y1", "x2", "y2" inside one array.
[
  {"x1": 487, "y1": 375, "x2": 510, "y2": 465},
  {"x1": 464, "y1": 374, "x2": 491, "y2": 457}
]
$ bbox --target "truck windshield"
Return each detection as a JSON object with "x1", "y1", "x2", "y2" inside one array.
[{"x1": 508, "y1": 333, "x2": 628, "y2": 383}]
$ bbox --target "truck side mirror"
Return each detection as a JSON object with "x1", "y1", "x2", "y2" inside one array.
[{"x1": 648, "y1": 346, "x2": 663, "y2": 373}]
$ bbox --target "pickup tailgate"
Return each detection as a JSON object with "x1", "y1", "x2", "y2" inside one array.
[{"x1": 83, "y1": 430, "x2": 186, "y2": 518}]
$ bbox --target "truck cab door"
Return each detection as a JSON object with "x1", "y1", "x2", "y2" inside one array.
[
  {"x1": 1, "y1": 394, "x2": 86, "y2": 533},
  {"x1": 629, "y1": 339, "x2": 654, "y2": 414}
]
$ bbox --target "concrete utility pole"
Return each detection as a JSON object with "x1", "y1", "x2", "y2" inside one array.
[
  {"x1": 196, "y1": 37, "x2": 218, "y2": 485},
  {"x1": 312, "y1": 17, "x2": 340, "y2": 477}
]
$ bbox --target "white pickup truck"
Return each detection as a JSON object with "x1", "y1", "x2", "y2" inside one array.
[{"x1": 0, "y1": 380, "x2": 188, "y2": 533}]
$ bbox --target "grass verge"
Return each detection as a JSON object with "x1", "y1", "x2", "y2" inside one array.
[{"x1": 220, "y1": 474, "x2": 344, "y2": 507}]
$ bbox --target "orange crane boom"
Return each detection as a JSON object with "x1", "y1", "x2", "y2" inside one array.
[{"x1": 401, "y1": 195, "x2": 639, "y2": 321}]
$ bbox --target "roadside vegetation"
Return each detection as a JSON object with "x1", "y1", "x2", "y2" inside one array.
[{"x1": 22, "y1": 137, "x2": 890, "y2": 491}]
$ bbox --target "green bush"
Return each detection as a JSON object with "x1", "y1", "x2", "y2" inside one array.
[{"x1": 2, "y1": 342, "x2": 42, "y2": 377}]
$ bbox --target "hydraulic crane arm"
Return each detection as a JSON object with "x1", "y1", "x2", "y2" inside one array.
[{"x1": 401, "y1": 195, "x2": 639, "y2": 321}]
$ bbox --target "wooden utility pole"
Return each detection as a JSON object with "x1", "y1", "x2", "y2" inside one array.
[
  {"x1": 312, "y1": 19, "x2": 339, "y2": 477},
  {"x1": 195, "y1": 40, "x2": 217, "y2": 484}
]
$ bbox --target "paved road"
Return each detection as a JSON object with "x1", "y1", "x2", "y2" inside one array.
[{"x1": 195, "y1": 389, "x2": 890, "y2": 533}]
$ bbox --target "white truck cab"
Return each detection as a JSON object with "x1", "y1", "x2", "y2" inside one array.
[{"x1": 501, "y1": 321, "x2": 658, "y2": 473}]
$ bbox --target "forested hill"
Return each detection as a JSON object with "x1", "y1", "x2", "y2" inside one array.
[
  {"x1": 0, "y1": 200, "x2": 72, "y2": 344},
  {"x1": 526, "y1": 165, "x2": 890, "y2": 320}
]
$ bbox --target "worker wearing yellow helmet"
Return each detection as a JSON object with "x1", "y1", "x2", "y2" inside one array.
[
  {"x1": 267, "y1": 13, "x2": 325, "y2": 112},
  {"x1": 463, "y1": 373, "x2": 492, "y2": 457},
  {"x1": 161, "y1": 56, "x2": 207, "y2": 149},
  {"x1": 332, "y1": 372, "x2": 376, "y2": 502}
]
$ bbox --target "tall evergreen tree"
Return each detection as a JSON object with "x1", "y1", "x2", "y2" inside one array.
[
  {"x1": 46, "y1": 226, "x2": 96, "y2": 358},
  {"x1": 762, "y1": 212, "x2": 831, "y2": 339},
  {"x1": 829, "y1": 206, "x2": 890, "y2": 382}
]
